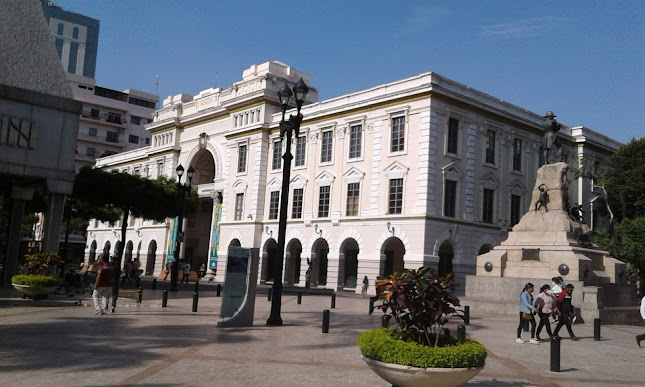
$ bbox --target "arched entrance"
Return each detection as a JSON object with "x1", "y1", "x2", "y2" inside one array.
[
  {"x1": 438, "y1": 241, "x2": 454, "y2": 276},
  {"x1": 478, "y1": 244, "x2": 492, "y2": 255},
  {"x1": 229, "y1": 239, "x2": 241, "y2": 248},
  {"x1": 145, "y1": 240, "x2": 157, "y2": 275},
  {"x1": 89, "y1": 240, "x2": 97, "y2": 263},
  {"x1": 125, "y1": 240, "x2": 133, "y2": 263},
  {"x1": 103, "y1": 241, "x2": 111, "y2": 257},
  {"x1": 311, "y1": 238, "x2": 329, "y2": 286},
  {"x1": 286, "y1": 239, "x2": 302, "y2": 285},
  {"x1": 381, "y1": 237, "x2": 405, "y2": 279},
  {"x1": 262, "y1": 239, "x2": 279, "y2": 283},
  {"x1": 340, "y1": 238, "x2": 359, "y2": 288},
  {"x1": 114, "y1": 240, "x2": 122, "y2": 258},
  {"x1": 136, "y1": 241, "x2": 142, "y2": 260}
]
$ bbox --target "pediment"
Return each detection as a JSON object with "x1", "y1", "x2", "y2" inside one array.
[
  {"x1": 509, "y1": 180, "x2": 525, "y2": 196},
  {"x1": 290, "y1": 174, "x2": 308, "y2": 189},
  {"x1": 343, "y1": 167, "x2": 365, "y2": 184},
  {"x1": 315, "y1": 171, "x2": 336, "y2": 186},
  {"x1": 480, "y1": 172, "x2": 498, "y2": 190},
  {"x1": 384, "y1": 161, "x2": 409, "y2": 179},
  {"x1": 267, "y1": 178, "x2": 281, "y2": 192},
  {"x1": 441, "y1": 162, "x2": 462, "y2": 181}
]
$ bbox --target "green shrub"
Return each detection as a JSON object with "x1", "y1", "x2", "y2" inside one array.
[
  {"x1": 11, "y1": 274, "x2": 62, "y2": 288},
  {"x1": 358, "y1": 328, "x2": 487, "y2": 369}
]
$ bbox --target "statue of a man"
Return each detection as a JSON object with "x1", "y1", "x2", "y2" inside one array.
[
  {"x1": 534, "y1": 184, "x2": 549, "y2": 212},
  {"x1": 543, "y1": 111, "x2": 562, "y2": 164}
]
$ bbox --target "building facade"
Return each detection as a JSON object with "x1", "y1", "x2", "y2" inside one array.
[{"x1": 86, "y1": 61, "x2": 620, "y2": 293}]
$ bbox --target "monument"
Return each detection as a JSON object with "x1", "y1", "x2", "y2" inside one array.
[{"x1": 465, "y1": 112, "x2": 637, "y2": 324}]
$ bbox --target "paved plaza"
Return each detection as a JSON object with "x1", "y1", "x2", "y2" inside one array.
[{"x1": 1, "y1": 282, "x2": 644, "y2": 387}]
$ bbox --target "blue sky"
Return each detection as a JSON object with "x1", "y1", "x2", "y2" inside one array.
[{"x1": 54, "y1": 0, "x2": 643, "y2": 143}]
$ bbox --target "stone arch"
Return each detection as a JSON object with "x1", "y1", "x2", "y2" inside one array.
[
  {"x1": 380, "y1": 237, "x2": 406, "y2": 278},
  {"x1": 339, "y1": 238, "x2": 360, "y2": 288},
  {"x1": 310, "y1": 237, "x2": 330, "y2": 286},
  {"x1": 184, "y1": 140, "x2": 222, "y2": 180},
  {"x1": 124, "y1": 240, "x2": 134, "y2": 264},
  {"x1": 374, "y1": 227, "x2": 411, "y2": 257},
  {"x1": 229, "y1": 239, "x2": 241, "y2": 247},
  {"x1": 438, "y1": 240, "x2": 455, "y2": 276},
  {"x1": 89, "y1": 240, "x2": 97, "y2": 264},
  {"x1": 103, "y1": 240, "x2": 111, "y2": 256},
  {"x1": 136, "y1": 241, "x2": 142, "y2": 260},
  {"x1": 145, "y1": 240, "x2": 157, "y2": 275},
  {"x1": 335, "y1": 228, "x2": 364, "y2": 256},
  {"x1": 475, "y1": 234, "x2": 498, "y2": 257},
  {"x1": 186, "y1": 148, "x2": 216, "y2": 185},
  {"x1": 225, "y1": 229, "x2": 245, "y2": 248},
  {"x1": 261, "y1": 238, "x2": 279, "y2": 283},
  {"x1": 308, "y1": 229, "x2": 337, "y2": 255},
  {"x1": 432, "y1": 228, "x2": 464, "y2": 261},
  {"x1": 285, "y1": 238, "x2": 303, "y2": 285}
]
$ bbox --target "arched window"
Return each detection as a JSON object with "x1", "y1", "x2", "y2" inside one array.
[
  {"x1": 57, "y1": 23, "x2": 64, "y2": 35},
  {"x1": 72, "y1": 27, "x2": 79, "y2": 39}
]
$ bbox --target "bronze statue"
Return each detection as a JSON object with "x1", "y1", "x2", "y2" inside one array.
[
  {"x1": 569, "y1": 203, "x2": 585, "y2": 223},
  {"x1": 543, "y1": 111, "x2": 562, "y2": 164},
  {"x1": 535, "y1": 184, "x2": 549, "y2": 212}
]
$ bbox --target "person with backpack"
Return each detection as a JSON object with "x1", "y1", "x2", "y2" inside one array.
[
  {"x1": 553, "y1": 284, "x2": 579, "y2": 341},
  {"x1": 517, "y1": 283, "x2": 539, "y2": 344},
  {"x1": 534, "y1": 284, "x2": 555, "y2": 341}
]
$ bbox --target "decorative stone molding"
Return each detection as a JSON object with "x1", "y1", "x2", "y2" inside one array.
[
  {"x1": 441, "y1": 161, "x2": 462, "y2": 181},
  {"x1": 480, "y1": 173, "x2": 498, "y2": 190},
  {"x1": 267, "y1": 178, "x2": 281, "y2": 192},
  {"x1": 342, "y1": 167, "x2": 365, "y2": 184},
  {"x1": 383, "y1": 161, "x2": 409, "y2": 179},
  {"x1": 290, "y1": 174, "x2": 308, "y2": 190},
  {"x1": 315, "y1": 171, "x2": 336, "y2": 186},
  {"x1": 233, "y1": 180, "x2": 247, "y2": 194}
]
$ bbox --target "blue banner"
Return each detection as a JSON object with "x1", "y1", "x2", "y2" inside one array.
[
  {"x1": 166, "y1": 217, "x2": 178, "y2": 263},
  {"x1": 208, "y1": 203, "x2": 222, "y2": 270}
]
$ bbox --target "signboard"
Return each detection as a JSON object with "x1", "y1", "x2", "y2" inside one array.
[
  {"x1": 220, "y1": 246, "x2": 250, "y2": 317},
  {"x1": 522, "y1": 248, "x2": 540, "y2": 261},
  {"x1": 208, "y1": 202, "x2": 222, "y2": 270},
  {"x1": 166, "y1": 217, "x2": 179, "y2": 263}
]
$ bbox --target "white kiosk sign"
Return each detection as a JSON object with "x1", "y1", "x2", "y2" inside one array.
[{"x1": 220, "y1": 247, "x2": 251, "y2": 317}]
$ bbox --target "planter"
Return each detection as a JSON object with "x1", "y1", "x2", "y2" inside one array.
[
  {"x1": 362, "y1": 356, "x2": 483, "y2": 387},
  {"x1": 12, "y1": 284, "x2": 58, "y2": 300}
]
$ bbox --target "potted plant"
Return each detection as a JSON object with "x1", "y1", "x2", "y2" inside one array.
[
  {"x1": 359, "y1": 267, "x2": 487, "y2": 387},
  {"x1": 11, "y1": 252, "x2": 63, "y2": 299}
]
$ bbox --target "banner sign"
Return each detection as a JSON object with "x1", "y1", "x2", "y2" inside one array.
[
  {"x1": 208, "y1": 202, "x2": 222, "y2": 270},
  {"x1": 220, "y1": 246, "x2": 250, "y2": 317},
  {"x1": 166, "y1": 217, "x2": 178, "y2": 263}
]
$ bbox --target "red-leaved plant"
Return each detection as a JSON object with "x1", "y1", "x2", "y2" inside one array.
[
  {"x1": 21, "y1": 252, "x2": 62, "y2": 276},
  {"x1": 374, "y1": 266, "x2": 463, "y2": 347}
]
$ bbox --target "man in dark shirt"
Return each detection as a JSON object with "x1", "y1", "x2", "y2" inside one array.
[
  {"x1": 553, "y1": 284, "x2": 578, "y2": 341},
  {"x1": 92, "y1": 254, "x2": 115, "y2": 315}
]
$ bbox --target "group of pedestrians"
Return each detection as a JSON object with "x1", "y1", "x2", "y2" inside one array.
[{"x1": 517, "y1": 277, "x2": 578, "y2": 344}]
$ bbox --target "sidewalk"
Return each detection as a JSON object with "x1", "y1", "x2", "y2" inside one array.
[{"x1": 1, "y1": 286, "x2": 644, "y2": 386}]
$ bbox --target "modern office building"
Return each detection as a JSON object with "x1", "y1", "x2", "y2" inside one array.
[{"x1": 85, "y1": 61, "x2": 620, "y2": 294}]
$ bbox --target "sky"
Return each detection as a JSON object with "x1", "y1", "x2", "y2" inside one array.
[{"x1": 53, "y1": 0, "x2": 644, "y2": 143}]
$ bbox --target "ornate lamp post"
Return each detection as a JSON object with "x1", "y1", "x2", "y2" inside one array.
[
  {"x1": 267, "y1": 78, "x2": 309, "y2": 326},
  {"x1": 169, "y1": 164, "x2": 194, "y2": 292}
]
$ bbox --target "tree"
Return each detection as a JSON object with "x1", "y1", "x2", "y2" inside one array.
[{"x1": 605, "y1": 137, "x2": 645, "y2": 221}]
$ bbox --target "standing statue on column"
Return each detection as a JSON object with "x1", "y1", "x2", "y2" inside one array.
[{"x1": 543, "y1": 111, "x2": 562, "y2": 164}]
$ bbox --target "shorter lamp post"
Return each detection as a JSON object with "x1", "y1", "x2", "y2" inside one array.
[
  {"x1": 266, "y1": 78, "x2": 309, "y2": 326},
  {"x1": 169, "y1": 164, "x2": 194, "y2": 292}
]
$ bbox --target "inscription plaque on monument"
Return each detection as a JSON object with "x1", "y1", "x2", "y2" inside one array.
[{"x1": 522, "y1": 248, "x2": 540, "y2": 261}]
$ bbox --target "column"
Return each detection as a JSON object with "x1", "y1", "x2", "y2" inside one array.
[{"x1": 41, "y1": 193, "x2": 65, "y2": 253}]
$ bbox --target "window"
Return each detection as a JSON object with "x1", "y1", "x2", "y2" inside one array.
[
  {"x1": 57, "y1": 23, "x2": 64, "y2": 35},
  {"x1": 129, "y1": 135, "x2": 139, "y2": 144},
  {"x1": 388, "y1": 178, "x2": 403, "y2": 214},
  {"x1": 145, "y1": 138, "x2": 150, "y2": 145},
  {"x1": 483, "y1": 189, "x2": 494, "y2": 224},
  {"x1": 72, "y1": 27, "x2": 79, "y2": 39},
  {"x1": 346, "y1": 183, "x2": 360, "y2": 216},
  {"x1": 318, "y1": 186, "x2": 330, "y2": 217},
  {"x1": 128, "y1": 97, "x2": 156, "y2": 109},
  {"x1": 107, "y1": 112, "x2": 122, "y2": 124},
  {"x1": 68, "y1": 42, "x2": 79, "y2": 74},
  {"x1": 234, "y1": 193, "x2": 244, "y2": 221},
  {"x1": 485, "y1": 130, "x2": 496, "y2": 164},
  {"x1": 391, "y1": 117, "x2": 405, "y2": 153},
  {"x1": 292, "y1": 188, "x2": 303, "y2": 219},
  {"x1": 157, "y1": 161, "x2": 164, "y2": 176},
  {"x1": 90, "y1": 108, "x2": 100, "y2": 118},
  {"x1": 268, "y1": 191, "x2": 280, "y2": 220},
  {"x1": 54, "y1": 38, "x2": 63, "y2": 57},
  {"x1": 447, "y1": 118, "x2": 459, "y2": 154},
  {"x1": 86, "y1": 147, "x2": 96, "y2": 158},
  {"x1": 103, "y1": 150, "x2": 117, "y2": 157},
  {"x1": 237, "y1": 144, "x2": 247, "y2": 173},
  {"x1": 295, "y1": 136, "x2": 306, "y2": 167},
  {"x1": 130, "y1": 116, "x2": 141, "y2": 125},
  {"x1": 88, "y1": 127, "x2": 97, "y2": 137},
  {"x1": 272, "y1": 140, "x2": 282, "y2": 170},
  {"x1": 106, "y1": 131, "x2": 119, "y2": 143},
  {"x1": 444, "y1": 180, "x2": 457, "y2": 217},
  {"x1": 349, "y1": 124, "x2": 362, "y2": 159},
  {"x1": 512, "y1": 139, "x2": 522, "y2": 171},
  {"x1": 510, "y1": 194, "x2": 522, "y2": 226},
  {"x1": 321, "y1": 130, "x2": 333, "y2": 163}
]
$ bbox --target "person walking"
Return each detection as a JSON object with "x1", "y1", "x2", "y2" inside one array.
[
  {"x1": 534, "y1": 284, "x2": 555, "y2": 341},
  {"x1": 361, "y1": 276, "x2": 369, "y2": 297},
  {"x1": 181, "y1": 260, "x2": 191, "y2": 284},
  {"x1": 92, "y1": 254, "x2": 115, "y2": 315},
  {"x1": 517, "y1": 283, "x2": 539, "y2": 344},
  {"x1": 553, "y1": 284, "x2": 578, "y2": 341},
  {"x1": 636, "y1": 294, "x2": 645, "y2": 347}
]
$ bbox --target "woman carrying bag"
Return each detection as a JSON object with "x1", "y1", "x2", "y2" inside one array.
[
  {"x1": 517, "y1": 283, "x2": 539, "y2": 344},
  {"x1": 534, "y1": 284, "x2": 555, "y2": 341}
]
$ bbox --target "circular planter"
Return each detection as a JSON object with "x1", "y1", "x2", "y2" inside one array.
[
  {"x1": 362, "y1": 356, "x2": 483, "y2": 387},
  {"x1": 12, "y1": 284, "x2": 57, "y2": 300}
]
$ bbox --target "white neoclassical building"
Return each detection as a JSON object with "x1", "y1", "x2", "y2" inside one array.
[{"x1": 85, "y1": 61, "x2": 620, "y2": 294}]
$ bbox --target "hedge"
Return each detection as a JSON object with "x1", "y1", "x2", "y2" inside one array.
[
  {"x1": 11, "y1": 274, "x2": 62, "y2": 288},
  {"x1": 358, "y1": 328, "x2": 487, "y2": 369}
]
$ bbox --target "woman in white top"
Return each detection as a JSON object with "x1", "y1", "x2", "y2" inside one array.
[{"x1": 636, "y1": 295, "x2": 645, "y2": 347}]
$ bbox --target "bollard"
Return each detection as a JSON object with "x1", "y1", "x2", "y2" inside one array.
[
  {"x1": 457, "y1": 324, "x2": 466, "y2": 340},
  {"x1": 152, "y1": 278, "x2": 157, "y2": 290},
  {"x1": 268, "y1": 289, "x2": 272, "y2": 302},
  {"x1": 331, "y1": 293, "x2": 336, "y2": 309},
  {"x1": 216, "y1": 284, "x2": 221, "y2": 297},
  {"x1": 550, "y1": 335, "x2": 561, "y2": 372},
  {"x1": 369, "y1": 298, "x2": 374, "y2": 315},
  {"x1": 594, "y1": 318, "x2": 601, "y2": 341},
  {"x1": 194, "y1": 281, "x2": 200, "y2": 293},
  {"x1": 297, "y1": 291, "x2": 302, "y2": 305},
  {"x1": 322, "y1": 309, "x2": 330, "y2": 333},
  {"x1": 192, "y1": 292, "x2": 198, "y2": 312},
  {"x1": 162, "y1": 289, "x2": 168, "y2": 307},
  {"x1": 381, "y1": 315, "x2": 391, "y2": 328},
  {"x1": 136, "y1": 287, "x2": 143, "y2": 304},
  {"x1": 464, "y1": 305, "x2": 470, "y2": 325}
]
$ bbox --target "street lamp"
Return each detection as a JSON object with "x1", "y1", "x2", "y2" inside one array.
[
  {"x1": 267, "y1": 78, "x2": 309, "y2": 326},
  {"x1": 169, "y1": 163, "x2": 195, "y2": 292}
]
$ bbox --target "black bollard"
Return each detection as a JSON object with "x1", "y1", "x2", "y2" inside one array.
[
  {"x1": 594, "y1": 318, "x2": 601, "y2": 341},
  {"x1": 216, "y1": 284, "x2": 221, "y2": 297},
  {"x1": 162, "y1": 289, "x2": 168, "y2": 307},
  {"x1": 464, "y1": 305, "x2": 470, "y2": 325},
  {"x1": 457, "y1": 324, "x2": 466, "y2": 340},
  {"x1": 322, "y1": 309, "x2": 330, "y2": 333},
  {"x1": 381, "y1": 315, "x2": 391, "y2": 328},
  {"x1": 152, "y1": 278, "x2": 157, "y2": 290},
  {"x1": 331, "y1": 293, "x2": 336, "y2": 309},
  {"x1": 268, "y1": 289, "x2": 272, "y2": 302},
  {"x1": 369, "y1": 298, "x2": 374, "y2": 315},
  {"x1": 194, "y1": 281, "x2": 200, "y2": 293},
  {"x1": 550, "y1": 335, "x2": 561, "y2": 372},
  {"x1": 192, "y1": 292, "x2": 199, "y2": 312},
  {"x1": 136, "y1": 287, "x2": 143, "y2": 304},
  {"x1": 297, "y1": 291, "x2": 302, "y2": 304}
]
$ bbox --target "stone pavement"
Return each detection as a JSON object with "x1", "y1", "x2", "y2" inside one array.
[{"x1": 1, "y1": 284, "x2": 644, "y2": 387}]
